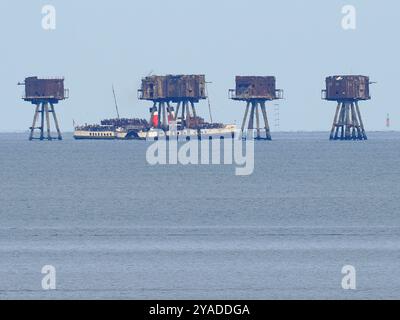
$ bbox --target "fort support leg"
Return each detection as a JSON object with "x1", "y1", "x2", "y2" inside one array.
[
  {"x1": 248, "y1": 102, "x2": 255, "y2": 132},
  {"x1": 157, "y1": 102, "x2": 162, "y2": 129},
  {"x1": 335, "y1": 103, "x2": 341, "y2": 140},
  {"x1": 334, "y1": 103, "x2": 344, "y2": 140},
  {"x1": 333, "y1": 105, "x2": 339, "y2": 140},
  {"x1": 39, "y1": 103, "x2": 45, "y2": 141},
  {"x1": 50, "y1": 103, "x2": 62, "y2": 140},
  {"x1": 162, "y1": 102, "x2": 167, "y2": 130},
  {"x1": 255, "y1": 102, "x2": 261, "y2": 139},
  {"x1": 29, "y1": 104, "x2": 40, "y2": 141},
  {"x1": 185, "y1": 101, "x2": 191, "y2": 129},
  {"x1": 331, "y1": 101, "x2": 367, "y2": 141},
  {"x1": 350, "y1": 103, "x2": 358, "y2": 140},
  {"x1": 260, "y1": 102, "x2": 272, "y2": 140},
  {"x1": 345, "y1": 103, "x2": 352, "y2": 140},
  {"x1": 241, "y1": 102, "x2": 250, "y2": 136},
  {"x1": 330, "y1": 103, "x2": 341, "y2": 140},
  {"x1": 351, "y1": 103, "x2": 362, "y2": 140},
  {"x1": 351, "y1": 106, "x2": 357, "y2": 140},
  {"x1": 45, "y1": 103, "x2": 52, "y2": 140},
  {"x1": 181, "y1": 101, "x2": 186, "y2": 127},
  {"x1": 159, "y1": 103, "x2": 163, "y2": 128},
  {"x1": 349, "y1": 103, "x2": 355, "y2": 140},
  {"x1": 355, "y1": 102, "x2": 367, "y2": 140},
  {"x1": 182, "y1": 101, "x2": 187, "y2": 128},
  {"x1": 349, "y1": 103, "x2": 354, "y2": 140},
  {"x1": 339, "y1": 103, "x2": 346, "y2": 140},
  {"x1": 159, "y1": 102, "x2": 164, "y2": 129}
]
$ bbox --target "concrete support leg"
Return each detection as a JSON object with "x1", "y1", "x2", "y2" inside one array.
[
  {"x1": 356, "y1": 102, "x2": 367, "y2": 140},
  {"x1": 39, "y1": 103, "x2": 45, "y2": 141},
  {"x1": 260, "y1": 102, "x2": 272, "y2": 141},
  {"x1": 255, "y1": 102, "x2": 261, "y2": 139},
  {"x1": 50, "y1": 103, "x2": 62, "y2": 140},
  {"x1": 241, "y1": 102, "x2": 250, "y2": 136},
  {"x1": 29, "y1": 104, "x2": 40, "y2": 141},
  {"x1": 345, "y1": 103, "x2": 352, "y2": 140},
  {"x1": 330, "y1": 103, "x2": 341, "y2": 140},
  {"x1": 45, "y1": 103, "x2": 52, "y2": 140}
]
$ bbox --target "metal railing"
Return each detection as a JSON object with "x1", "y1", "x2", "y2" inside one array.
[
  {"x1": 276, "y1": 89, "x2": 284, "y2": 100},
  {"x1": 228, "y1": 89, "x2": 236, "y2": 99},
  {"x1": 137, "y1": 89, "x2": 144, "y2": 100},
  {"x1": 229, "y1": 89, "x2": 284, "y2": 100}
]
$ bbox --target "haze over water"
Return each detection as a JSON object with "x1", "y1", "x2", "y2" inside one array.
[{"x1": 0, "y1": 132, "x2": 399, "y2": 299}]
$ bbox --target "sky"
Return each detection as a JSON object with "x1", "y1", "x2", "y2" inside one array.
[{"x1": 0, "y1": 0, "x2": 399, "y2": 132}]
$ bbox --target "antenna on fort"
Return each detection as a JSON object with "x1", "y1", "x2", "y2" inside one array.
[
  {"x1": 322, "y1": 75, "x2": 371, "y2": 141},
  {"x1": 112, "y1": 84, "x2": 121, "y2": 120},
  {"x1": 229, "y1": 76, "x2": 283, "y2": 140},
  {"x1": 19, "y1": 76, "x2": 68, "y2": 141},
  {"x1": 138, "y1": 75, "x2": 207, "y2": 133}
]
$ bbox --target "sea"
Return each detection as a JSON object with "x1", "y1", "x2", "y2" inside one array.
[{"x1": 0, "y1": 131, "x2": 399, "y2": 300}]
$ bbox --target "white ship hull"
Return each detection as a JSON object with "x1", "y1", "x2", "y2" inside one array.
[
  {"x1": 73, "y1": 130, "x2": 128, "y2": 140},
  {"x1": 74, "y1": 125, "x2": 237, "y2": 141},
  {"x1": 136, "y1": 125, "x2": 237, "y2": 140}
]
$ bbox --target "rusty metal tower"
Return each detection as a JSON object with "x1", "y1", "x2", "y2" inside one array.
[
  {"x1": 229, "y1": 76, "x2": 283, "y2": 140},
  {"x1": 19, "y1": 77, "x2": 68, "y2": 141},
  {"x1": 138, "y1": 75, "x2": 207, "y2": 131},
  {"x1": 322, "y1": 75, "x2": 371, "y2": 141}
]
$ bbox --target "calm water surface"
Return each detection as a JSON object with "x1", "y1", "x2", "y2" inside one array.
[{"x1": 0, "y1": 132, "x2": 399, "y2": 299}]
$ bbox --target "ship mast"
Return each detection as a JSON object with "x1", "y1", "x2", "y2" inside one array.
[{"x1": 112, "y1": 84, "x2": 121, "y2": 120}]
